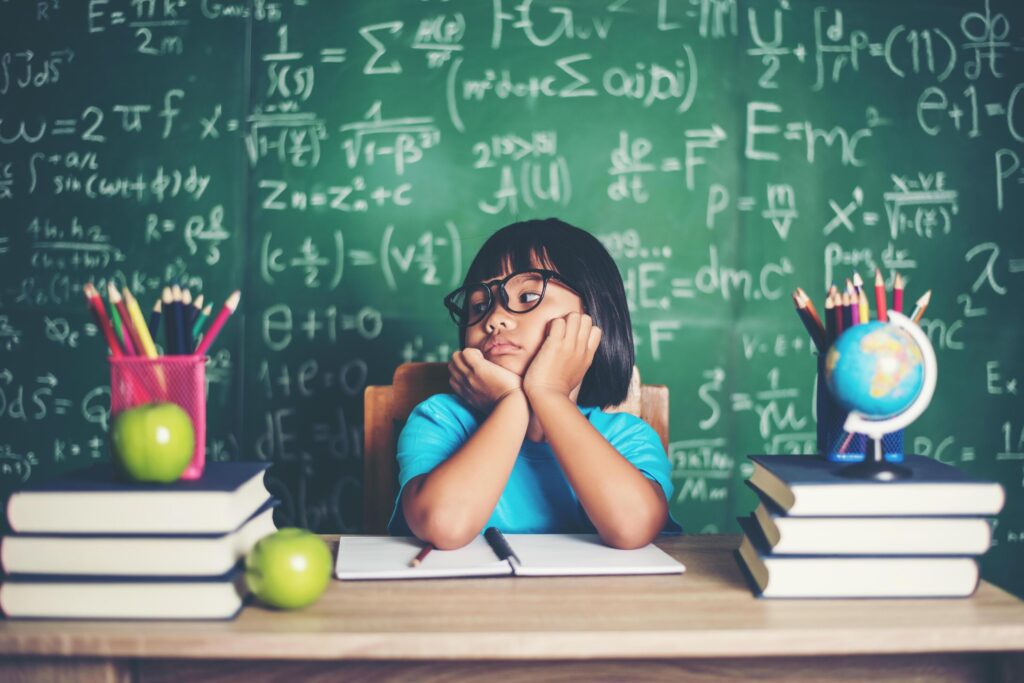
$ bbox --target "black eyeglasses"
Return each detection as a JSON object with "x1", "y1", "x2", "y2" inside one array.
[{"x1": 443, "y1": 269, "x2": 581, "y2": 328}]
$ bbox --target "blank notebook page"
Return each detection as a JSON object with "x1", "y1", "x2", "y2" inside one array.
[
  {"x1": 334, "y1": 535, "x2": 511, "y2": 580},
  {"x1": 505, "y1": 534, "x2": 685, "y2": 576}
]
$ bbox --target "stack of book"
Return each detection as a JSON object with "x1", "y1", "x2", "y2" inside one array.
[
  {"x1": 1, "y1": 461, "x2": 275, "y2": 619},
  {"x1": 737, "y1": 454, "x2": 1005, "y2": 599}
]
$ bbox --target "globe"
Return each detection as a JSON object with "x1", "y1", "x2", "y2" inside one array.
[{"x1": 825, "y1": 321, "x2": 925, "y2": 420}]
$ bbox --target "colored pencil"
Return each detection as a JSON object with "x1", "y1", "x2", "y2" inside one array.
[
  {"x1": 194, "y1": 290, "x2": 241, "y2": 357},
  {"x1": 149, "y1": 299, "x2": 162, "y2": 342},
  {"x1": 181, "y1": 288, "x2": 194, "y2": 353},
  {"x1": 188, "y1": 294, "x2": 204, "y2": 353},
  {"x1": 123, "y1": 288, "x2": 159, "y2": 359},
  {"x1": 792, "y1": 290, "x2": 825, "y2": 352},
  {"x1": 794, "y1": 288, "x2": 826, "y2": 351},
  {"x1": 83, "y1": 283, "x2": 123, "y2": 357},
  {"x1": 841, "y1": 292, "x2": 852, "y2": 330},
  {"x1": 107, "y1": 295, "x2": 137, "y2": 356},
  {"x1": 795, "y1": 288, "x2": 824, "y2": 335},
  {"x1": 109, "y1": 298, "x2": 123, "y2": 346},
  {"x1": 852, "y1": 271, "x2": 864, "y2": 299},
  {"x1": 850, "y1": 290, "x2": 861, "y2": 326},
  {"x1": 837, "y1": 430, "x2": 856, "y2": 455},
  {"x1": 124, "y1": 287, "x2": 165, "y2": 397},
  {"x1": 833, "y1": 292, "x2": 845, "y2": 337},
  {"x1": 409, "y1": 543, "x2": 434, "y2": 568},
  {"x1": 192, "y1": 303, "x2": 212, "y2": 342},
  {"x1": 911, "y1": 290, "x2": 932, "y2": 323},
  {"x1": 181, "y1": 288, "x2": 192, "y2": 324},
  {"x1": 191, "y1": 294, "x2": 204, "y2": 329},
  {"x1": 172, "y1": 285, "x2": 186, "y2": 356},
  {"x1": 824, "y1": 292, "x2": 836, "y2": 345},
  {"x1": 89, "y1": 284, "x2": 148, "y2": 404},
  {"x1": 893, "y1": 272, "x2": 904, "y2": 313},
  {"x1": 853, "y1": 272, "x2": 869, "y2": 322},
  {"x1": 874, "y1": 269, "x2": 888, "y2": 323},
  {"x1": 160, "y1": 287, "x2": 175, "y2": 354},
  {"x1": 108, "y1": 282, "x2": 143, "y2": 356}
]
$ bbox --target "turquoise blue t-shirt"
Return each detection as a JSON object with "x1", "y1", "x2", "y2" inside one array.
[{"x1": 388, "y1": 393, "x2": 682, "y2": 536}]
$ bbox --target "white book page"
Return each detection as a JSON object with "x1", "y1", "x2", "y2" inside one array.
[
  {"x1": 335, "y1": 535, "x2": 511, "y2": 580},
  {"x1": 505, "y1": 534, "x2": 685, "y2": 577}
]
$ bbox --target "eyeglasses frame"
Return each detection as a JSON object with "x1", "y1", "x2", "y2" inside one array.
[{"x1": 443, "y1": 268, "x2": 583, "y2": 328}]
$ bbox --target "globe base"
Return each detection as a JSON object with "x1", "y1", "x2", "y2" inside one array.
[
  {"x1": 837, "y1": 439, "x2": 913, "y2": 481},
  {"x1": 837, "y1": 459, "x2": 913, "y2": 481}
]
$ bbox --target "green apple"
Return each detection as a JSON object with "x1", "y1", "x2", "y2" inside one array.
[
  {"x1": 245, "y1": 528, "x2": 332, "y2": 609},
  {"x1": 110, "y1": 402, "x2": 195, "y2": 483}
]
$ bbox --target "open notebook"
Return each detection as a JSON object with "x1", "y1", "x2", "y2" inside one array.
[{"x1": 334, "y1": 531, "x2": 685, "y2": 580}]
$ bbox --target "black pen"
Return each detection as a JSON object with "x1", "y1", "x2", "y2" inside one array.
[{"x1": 484, "y1": 527, "x2": 521, "y2": 570}]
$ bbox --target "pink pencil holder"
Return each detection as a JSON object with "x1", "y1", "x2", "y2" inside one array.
[{"x1": 109, "y1": 356, "x2": 207, "y2": 480}]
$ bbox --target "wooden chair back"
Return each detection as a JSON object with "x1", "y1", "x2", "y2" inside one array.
[{"x1": 362, "y1": 363, "x2": 669, "y2": 534}]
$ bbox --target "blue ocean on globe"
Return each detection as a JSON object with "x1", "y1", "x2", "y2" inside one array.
[{"x1": 825, "y1": 321, "x2": 925, "y2": 419}]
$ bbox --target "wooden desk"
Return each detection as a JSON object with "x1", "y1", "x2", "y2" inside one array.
[{"x1": 2, "y1": 534, "x2": 1023, "y2": 682}]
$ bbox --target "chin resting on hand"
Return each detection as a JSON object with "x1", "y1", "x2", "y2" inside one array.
[
  {"x1": 523, "y1": 312, "x2": 601, "y2": 399},
  {"x1": 448, "y1": 348, "x2": 523, "y2": 412}
]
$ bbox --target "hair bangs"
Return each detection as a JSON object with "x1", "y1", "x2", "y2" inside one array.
[{"x1": 464, "y1": 225, "x2": 560, "y2": 285}]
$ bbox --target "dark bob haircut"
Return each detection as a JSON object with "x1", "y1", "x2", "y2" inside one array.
[{"x1": 457, "y1": 218, "x2": 634, "y2": 408}]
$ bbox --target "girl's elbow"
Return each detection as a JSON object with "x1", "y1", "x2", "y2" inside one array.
[
  {"x1": 600, "y1": 508, "x2": 666, "y2": 549},
  {"x1": 424, "y1": 527, "x2": 478, "y2": 551},
  {"x1": 408, "y1": 506, "x2": 479, "y2": 550},
  {"x1": 601, "y1": 526, "x2": 659, "y2": 550}
]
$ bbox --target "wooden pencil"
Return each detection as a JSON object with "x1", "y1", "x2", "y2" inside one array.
[
  {"x1": 192, "y1": 303, "x2": 213, "y2": 341},
  {"x1": 795, "y1": 287, "x2": 824, "y2": 335},
  {"x1": 893, "y1": 272, "x2": 905, "y2": 314},
  {"x1": 108, "y1": 282, "x2": 142, "y2": 356},
  {"x1": 824, "y1": 292, "x2": 836, "y2": 346},
  {"x1": 83, "y1": 283, "x2": 123, "y2": 357},
  {"x1": 195, "y1": 290, "x2": 241, "y2": 356},
  {"x1": 911, "y1": 290, "x2": 932, "y2": 323},
  {"x1": 122, "y1": 288, "x2": 159, "y2": 359},
  {"x1": 874, "y1": 268, "x2": 888, "y2": 323},
  {"x1": 854, "y1": 272, "x2": 870, "y2": 322},
  {"x1": 181, "y1": 288, "x2": 194, "y2": 353},
  {"x1": 792, "y1": 290, "x2": 825, "y2": 352},
  {"x1": 409, "y1": 544, "x2": 434, "y2": 568},
  {"x1": 172, "y1": 285, "x2": 186, "y2": 356},
  {"x1": 149, "y1": 299, "x2": 162, "y2": 341},
  {"x1": 162, "y1": 287, "x2": 176, "y2": 355}
]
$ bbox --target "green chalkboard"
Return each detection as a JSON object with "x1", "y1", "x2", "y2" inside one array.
[{"x1": 1, "y1": 0, "x2": 1022, "y2": 598}]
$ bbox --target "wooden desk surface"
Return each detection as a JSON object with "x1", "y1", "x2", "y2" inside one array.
[{"x1": 2, "y1": 534, "x2": 1023, "y2": 661}]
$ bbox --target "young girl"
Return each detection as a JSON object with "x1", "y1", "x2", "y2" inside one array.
[{"x1": 388, "y1": 218, "x2": 680, "y2": 549}]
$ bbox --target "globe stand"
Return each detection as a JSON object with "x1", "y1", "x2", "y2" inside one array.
[
  {"x1": 835, "y1": 311, "x2": 938, "y2": 482},
  {"x1": 837, "y1": 438, "x2": 912, "y2": 481}
]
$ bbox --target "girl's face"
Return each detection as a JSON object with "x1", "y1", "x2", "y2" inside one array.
[{"x1": 463, "y1": 262, "x2": 585, "y2": 377}]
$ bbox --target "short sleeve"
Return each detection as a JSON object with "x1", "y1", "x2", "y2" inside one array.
[
  {"x1": 386, "y1": 394, "x2": 478, "y2": 535},
  {"x1": 597, "y1": 412, "x2": 682, "y2": 534}
]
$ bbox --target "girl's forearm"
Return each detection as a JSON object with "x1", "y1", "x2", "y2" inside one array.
[
  {"x1": 402, "y1": 392, "x2": 530, "y2": 549},
  {"x1": 528, "y1": 391, "x2": 668, "y2": 549}
]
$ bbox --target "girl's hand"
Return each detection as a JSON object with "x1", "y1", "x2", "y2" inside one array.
[
  {"x1": 523, "y1": 312, "x2": 602, "y2": 401},
  {"x1": 448, "y1": 348, "x2": 523, "y2": 413}
]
